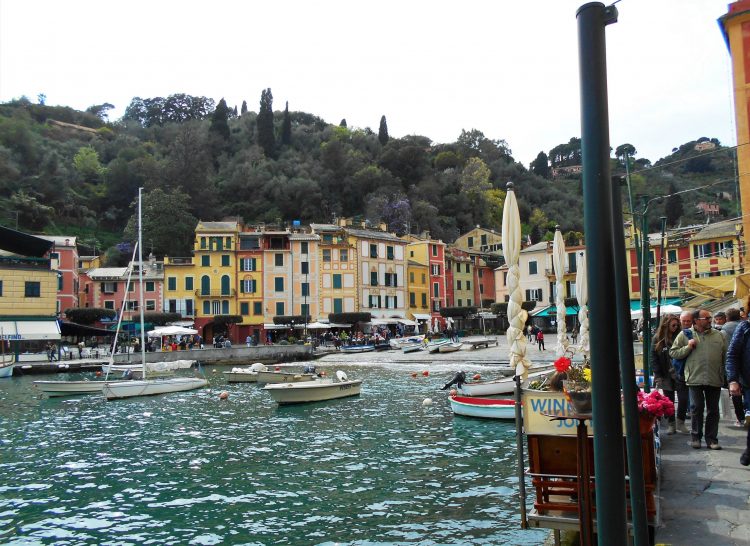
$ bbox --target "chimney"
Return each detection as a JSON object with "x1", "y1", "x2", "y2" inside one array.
[{"x1": 379, "y1": 222, "x2": 387, "y2": 232}]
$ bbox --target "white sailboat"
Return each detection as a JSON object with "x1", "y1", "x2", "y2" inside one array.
[
  {"x1": 102, "y1": 188, "x2": 207, "y2": 400},
  {"x1": 0, "y1": 340, "x2": 13, "y2": 379}
]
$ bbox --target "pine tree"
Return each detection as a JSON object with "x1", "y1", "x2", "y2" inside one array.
[
  {"x1": 257, "y1": 88, "x2": 276, "y2": 158},
  {"x1": 530, "y1": 151, "x2": 550, "y2": 178},
  {"x1": 241, "y1": 100, "x2": 248, "y2": 115},
  {"x1": 664, "y1": 182, "x2": 684, "y2": 227},
  {"x1": 378, "y1": 115, "x2": 389, "y2": 145},
  {"x1": 208, "y1": 98, "x2": 231, "y2": 165},
  {"x1": 340, "y1": 119, "x2": 347, "y2": 128},
  {"x1": 281, "y1": 101, "x2": 292, "y2": 146}
]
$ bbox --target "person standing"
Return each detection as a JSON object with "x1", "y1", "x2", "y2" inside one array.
[
  {"x1": 652, "y1": 314, "x2": 681, "y2": 434},
  {"x1": 725, "y1": 310, "x2": 750, "y2": 465},
  {"x1": 536, "y1": 329, "x2": 545, "y2": 351},
  {"x1": 670, "y1": 309, "x2": 727, "y2": 450},
  {"x1": 720, "y1": 307, "x2": 747, "y2": 427},
  {"x1": 246, "y1": 335, "x2": 252, "y2": 348}
]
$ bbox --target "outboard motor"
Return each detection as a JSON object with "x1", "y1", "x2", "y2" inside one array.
[
  {"x1": 441, "y1": 370, "x2": 467, "y2": 390},
  {"x1": 303, "y1": 364, "x2": 317, "y2": 374}
]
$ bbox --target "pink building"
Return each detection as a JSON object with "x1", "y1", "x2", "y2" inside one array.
[{"x1": 41, "y1": 236, "x2": 80, "y2": 316}]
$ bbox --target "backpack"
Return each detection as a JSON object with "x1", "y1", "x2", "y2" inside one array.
[{"x1": 671, "y1": 329, "x2": 693, "y2": 381}]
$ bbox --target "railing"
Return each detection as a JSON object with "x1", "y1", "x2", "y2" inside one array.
[
  {"x1": 165, "y1": 257, "x2": 193, "y2": 265},
  {"x1": 194, "y1": 289, "x2": 237, "y2": 297},
  {"x1": 0, "y1": 256, "x2": 51, "y2": 269}
]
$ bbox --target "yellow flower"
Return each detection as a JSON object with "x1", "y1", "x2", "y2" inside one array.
[{"x1": 583, "y1": 368, "x2": 592, "y2": 383}]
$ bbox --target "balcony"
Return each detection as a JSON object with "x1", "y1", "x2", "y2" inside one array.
[
  {"x1": 194, "y1": 289, "x2": 236, "y2": 298},
  {"x1": 165, "y1": 257, "x2": 193, "y2": 265}
]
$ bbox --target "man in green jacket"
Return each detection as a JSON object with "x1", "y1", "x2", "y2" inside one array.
[{"x1": 670, "y1": 309, "x2": 727, "y2": 450}]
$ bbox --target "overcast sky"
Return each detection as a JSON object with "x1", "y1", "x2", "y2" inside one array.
[{"x1": 0, "y1": 0, "x2": 737, "y2": 166}]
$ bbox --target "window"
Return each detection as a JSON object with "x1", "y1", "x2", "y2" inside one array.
[
  {"x1": 433, "y1": 282, "x2": 439, "y2": 297},
  {"x1": 104, "y1": 300, "x2": 114, "y2": 310},
  {"x1": 301, "y1": 303, "x2": 310, "y2": 316},
  {"x1": 200, "y1": 237, "x2": 207, "y2": 249},
  {"x1": 167, "y1": 299, "x2": 177, "y2": 313},
  {"x1": 386, "y1": 246, "x2": 394, "y2": 260},
  {"x1": 409, "y1": 292, "x2": 416, "y2": 306},
  {"x1": 145, "y1": 281, "x2": 155, "y2": 292},
  {"x1": 421, "y1": 274, "x2": 426, "y2": 283},
  {"x1": 332, "y1": 274, "x2": 342, "y2": 289},
  {"x1": 240, "y1": 237, "x2": 260, "y2": 250},
  {"x1": 221, "y1": 275, "x2": 231, "y2": 295},
  {"x1": 468, "y1": 236, "x2": 474, "y2": 248},
  {"x1": 322, "y1": 249, "x2": 331, "y2": 262},
  {"x1": 222, "y1": 300, "x2": 229, "y2": 314},
  {"x1": 203, "y1": 301, "x2": 210, "y2": 314},
  {"x1": 568, "y1": 252, "x2": 577, "y2": 273},
  {"x1": 146, "y1": 300, "x2": 156, "y2": 311},
  {"x1": 410, "y1": 250, "x2": 414, "y2": 258},
  {"x1": 274, "y1": 277, "x2": 284, "y2": 292},
  {"x1": 667, "y1": 249, "x2": 677, "y2": 264},
  {"x1": 718, "y1": 240, "x2": 734, "y2": 258},
  {"x1": 275, "y1": 253, "x2": 284, "y2": 267},
  {"x1": 201, "y1": 275, "x2": 211, "y2": 295},
  {"x1": 241, "y1": 279, "x2": 256, "y2": 293},
  {"x1": 0, "y1": 280, "x2": 2, "y2": 296},
  {"x1": 525, "y1": 288, "x2": 543, "y2": 301},
  {"x1": 370, "y1": 244, "x2": 378, "y2": 258},
  {"x1": 323, "y1": 234, "x2": 333, "y2": 243},
  {"x1": 125, "y1": 300, "x2": 139, "y2": 311},
  {"x1": 101, "y1": 282, "x2": 117, "y2": 293},
  {"x1": 276, "y1": 302, "x2": 285, "y2": 316},
  {"x1": 340, "y1": 249, "x2": 348, "y2": 262},
  {"x1": 432, "y1": 244, "x2": 438, "y2": 256},
  {"x1": 225, "y1": 236, "x2": 231, "y2": 249},
  {"x1": 457, "y1": 299, "x2": 463, "y2": 307},
  {"x1": 186, "y1": 299, "x2": 194, "y2": 316},
  {"x1": 128, "y1": 282, "x2": 135, "y2": 292},
  {"x1": 241, "y1": 258, "x2": 256, "y2": 271},
  {"x1": 479, "y1": 284, "x2": 484, "y2": 294},
  {"x1": 301, "y1": 261, "x2": 309, "y2": 274},
  {"x1": 431, "y1": 265, "x2": 440, "y2": 276},
  {"x1": 185, "y1": 277, "x2": 194, "y2": 291},
  {"x1": 457, "y1": 280, "x2": 462, "y2": 290},
  {"x1": 528, "y1": 261, "x2": 538, "y2": 275},
  {"x1": 202, "y1": 255, "x2": 210, "y2": 267},
  {"x1": 481, "y1": 234, "x2": 487, "y2": 246},
  {"x1": 421, "y1": 293, "x2": 427, "y2": 307},
  {"x1": 57, "y1": 273, "x2": 63, "y2": 291},
  {"x1": 301, "y1": 242, "x2": 308, "y2": 254},
  {"x1": 302, "y1": 282, "x2": 310, "y2": 296},
  {"x1": 25, "y1": 282, "x2": 40, "y2": 297},
  {"x1": 410, "y1": 272, "x2": 415, "y2": 283},
  {"x1": 466, "y1": 264, "x2": 471, "y2": 274},
  {"x1": 385, "y1": 273, "x2": 392, "y2": 287},
  {"x1": 333, "y1": 298, "x2": 343, "y2": 313},
  {"x1": 369, "y1": 295, "x2": 382, "y2": 308},
  {"x1": 466, "y1": 281, "x2": 471, "y2": 290},
  {"x1": 478, "y1": 268, "x2": 483, "y2": 278},
  {"x1": 253, "y1": 302, "x2": 262, "y2": 315},
  {"x1": 241, "y1": 302, "x2": 249, "y2": 315},
  {"x1": 669, "y1": 276, "x2": 679, "y2": 289},
  {"x1": 371, "y1": 271, "x2": 378, "y2": 286},
  {"x1": 467, "y1": 298, "x2": 472, "y2": 306},
  {"x1": 221, "y1": 255, "x2": 230, "y2": 267},
  {"x1": 566, "y1": 280, "x2": 577, "y2": 298}
]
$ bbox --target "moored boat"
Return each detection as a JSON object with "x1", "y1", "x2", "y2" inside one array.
[
  {"x1": 341, "y1": 344, "x2": 375, "y2": 353},
  {"x1": 102, "y1": 376, "x2": 209, "y2": 399},
  {"x1": 449, "y1": 394, "x2": 516, "y2": 420},
  {"x1": 458, "y1": 367, "x2": 554, "y2": 396},
  {"x1": 438, "y1": 342, "x2": 463, "y2": 353},
  {"x1": 224, "y1": 362, "x2": 268, "y2": 383},
  {"x1": 0, "y1": 353, "x2": 14, "y2": 379},
  {"x1": 402, "y1": 344, "x2": 423, "y2": 354},
  {"x1": 33, "y1": 379, "x2": 131, "y2": 397},
  {"x1": 263, "y1": 371, "x2": 362, "y2": 405},
  {"x1": 425, "y1": 339, "x2": 451, "y2": 353},
  {"x1": 389, "y1": 335, "x2": 425, "y2": 349},
  {"x1": 256, "y1": 369, "x2": 317, "y2": 384}
]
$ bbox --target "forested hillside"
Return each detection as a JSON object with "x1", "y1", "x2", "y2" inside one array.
[{"x1": 0, "y1": 92, "x2": 737, "y2": 265}]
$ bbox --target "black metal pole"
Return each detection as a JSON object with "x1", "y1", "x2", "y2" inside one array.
[
  {"x1": 514, "y1": 376, "x2": 528, "y2": 529},
  {"x1": 612, "y1": 180, "x2": 650, "y2": 545},
  {"x1": 655, "y1": 216, "x2": 667, "y2": 327},
  {"x1": 577, "y1": 3, "x2": 628, "y2": 543},
  {"x1": 640, "y1": 197, "x2": 652, "y2": 393}
]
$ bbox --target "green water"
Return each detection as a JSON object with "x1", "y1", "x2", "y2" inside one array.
[{"x1": 0, "y1": 363, "x2": 545, "y2": 545}]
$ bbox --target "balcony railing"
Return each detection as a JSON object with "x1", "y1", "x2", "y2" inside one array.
[{"x1": 194, "y1": 289, "x2": 237, "y2": 298}]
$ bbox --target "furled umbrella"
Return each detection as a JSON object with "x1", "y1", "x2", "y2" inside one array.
[
  {"x1": 576, "y1": 250, "x2": 589, "y2": 358},
  {"x1": 552, "y1": 226, "x2": 569, "y2": 357},
  {"x1": 502, "y1": 182, "x2": 531, "y2": 379}
]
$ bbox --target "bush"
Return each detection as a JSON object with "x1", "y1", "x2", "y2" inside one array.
[{"x1": 279, "y1": 340, "x2": 289, "y2": 346}]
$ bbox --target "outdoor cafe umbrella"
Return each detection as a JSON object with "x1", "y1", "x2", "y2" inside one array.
[
  {"x1": 552, "y1": 226, "x2": 569, "y2": 357},
  {"x1": 502, "y1": 182, "x2": 531, "y2": 379},
  {"x1": 576, "y1": 250, "x2": 590, "y2": 358}
]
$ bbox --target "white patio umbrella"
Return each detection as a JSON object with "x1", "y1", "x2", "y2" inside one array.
[
  {"x1": 552, "y1": 226, "x2": 569, "y2": 357},
  {"x1": 502, "y1": 182, "x2": 531, "y2": 379},
  {"x1": 576, "y1": 250, "x2": 589, "y2": 358}
]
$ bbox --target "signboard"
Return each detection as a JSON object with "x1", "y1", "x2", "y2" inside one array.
[{"x1": 522, "y1": 389, "x2": 586, "y2": 436}]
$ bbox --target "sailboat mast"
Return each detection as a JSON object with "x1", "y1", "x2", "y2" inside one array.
[{"x1": 138, "y1": 188, "x2": 147, "y2": 378}]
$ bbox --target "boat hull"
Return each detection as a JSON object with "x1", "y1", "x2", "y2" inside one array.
[
  {"x1": 458, "y1": 369, "x2": 553, "y2": 396},
  {"x1": 0, "y1": 364, "x2": 13, "y2": 378},
  {"x1": 341, "y1": 345, "x2": 375, "y2": 353},
  {"x1": 33, "y1": 380, "x2": 130, "y2": 397},
  {"x1": 402, "y1": 345, "x2": 423, "y2": 353},
  {"x1": 263, "y1": 379, "x2": 362, "y2": 404},
  {"x1": 438, "y1": 343, "x2": 463, "y2": 353},
  {"x1": 256, "y1": 371, "x2": 317, "y2": 384},
  {"x1": 224, "y1": 371, "x2": 259, "y2": 383},
  {"x1": 102, "y1": 377, "x2": 208, "y2": 399},
  {"x1": 426, "y1": 340, "x2": 450, "y2": 353},
  {"x1": 450, "y1": 395, "x2": 516, "y2": 419}
]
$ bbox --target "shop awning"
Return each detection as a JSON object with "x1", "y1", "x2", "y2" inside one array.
[
  {"x1": 0, "y1": 319, "x2": 61, "y2": 340},
  {"x1": 263, "y1": 323, "x2": 290, "y2": 330},
  {"x1": 531, "y1": 306, "x2": 578, "y2": 317},
  {"x1": 412, "y1": 314, "x2": 431, "y2": 321},
  {"x1": 397, "y1": 319, "x2": 416, "y2": 326}
]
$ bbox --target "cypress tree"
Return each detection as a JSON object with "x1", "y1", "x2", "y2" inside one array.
[
  {"x1": 281, "y1": 101, "x2": 292, "y2": 146},
  {"x1": 241, "y1": 100, "x2": 248, "y2": 115},
  {"x1": 378, "y1": 115, "x2": 389, "y2": 145},
  {"x1": 257, "y1": 88, "x2": 276, "y2": 158},
  {"x1": 340, "y1": 118, "x2": 347, "y2": 128}
]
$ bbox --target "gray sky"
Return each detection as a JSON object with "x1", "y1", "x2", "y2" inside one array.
[{"x1": 0, "y1": 0, "x2": 736, "y2": 166}]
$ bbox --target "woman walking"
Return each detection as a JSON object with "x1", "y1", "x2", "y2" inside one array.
[{"x1": 652, "y1": 314, "x2": 687, "y2": 434}]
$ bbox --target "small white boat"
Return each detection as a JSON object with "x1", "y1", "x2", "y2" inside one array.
[
  {"x1": 33, "y1": 379, "x2": 132, "y2": 397},
  {"x1": 264, "y1": 371, "x2": 362, "y2": 405},
  {"x1": 102, "y1": 377, "x2": 209, "y2": 399},
  {"x1": 402, "y1": 344, "x2": 423, "y2": 354},
  {"x1": 438, "y1": 342, "x2": 463, "y2": 353},
  {"x1": 224, "y1": 363, "x2": 268, "y2": 383},
  {"x1": 425, "y1": 339, "x2": 451, "y2": 353},
  {"x1": 463, "y1": 336, "x2": 498, "y2": 350},
  {"x1": 389, "y1": 335, "x2": 425, "y2": 349},
  {"x1": 0, "y1": 353, "x2": 14, "y2": 379},
  {"x1": 341, "y1": 344, "x2": 375, "y2": 353},
  {"x1": 458, "y1": 367, "x2": 554, "y2": 396},
  {"x1": 103, "y1": 359, "x2": 196, "y2": 374},
  {"x1": 256, "y1": 369, "x2": 317, "y2": 384},
  {"x1": 450, "y1": 394, "x2": 516, "y2": 420}
]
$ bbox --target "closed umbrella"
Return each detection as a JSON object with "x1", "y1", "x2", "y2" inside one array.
[
  {"x1": 576, "y1": 250, "x2": 589, "y2": 358},
  {"x1": 502, "y1": 182, "x2": 531, "y2": 379},
  {"x1": 552, "y1": 226, "x2": 569, "y2": 357}
]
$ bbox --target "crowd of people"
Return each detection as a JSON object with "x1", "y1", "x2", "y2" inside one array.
[{"x1": 651, "y1": 300, "x2": 750, "y2": 466}]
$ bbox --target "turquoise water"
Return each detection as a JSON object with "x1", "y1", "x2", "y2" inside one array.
[{"x1": 0, "y1": 363, "x2": 546, "y2": 545}]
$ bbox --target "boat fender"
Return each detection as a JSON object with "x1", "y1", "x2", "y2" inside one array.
[
  {"x1": 319, "y1": 370, "x2": 326, "y2": 377},
  {"x1": 336, "y1": 370, "x2": 348, "y2": 382},
  {"x1": 422, "y1": 398, "x2": 433, "y2": 406},
  {"x1": 449, "y1": 389, "x2": 457, "y2": 397},
  {"x1": 219, "y1": 391, "x2": 229, "y2": 400},
  {"x1": 422, "y1": 370, "x2": 429, "y2": 377},
  {"x1": 95, "y1": 371, "x2": 102, "y2": 377},
  {"x1": 275, "y1": 366, "x2": 281, "y2": 371},
  {"x1": 473, "y1": 373, "x2": 481, "y2": 381}
]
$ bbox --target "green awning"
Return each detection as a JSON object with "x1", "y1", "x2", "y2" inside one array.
[
  {"x1": 629, "y1": 298, "x2": 681, "y2": 311},
  {"x1": 536, "y1": 305, "x2": 578, "y2": 317}
]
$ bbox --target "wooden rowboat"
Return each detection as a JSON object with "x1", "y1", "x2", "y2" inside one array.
[{"x1": 449, "y1": 394, "x2": 517, "y2": 420}]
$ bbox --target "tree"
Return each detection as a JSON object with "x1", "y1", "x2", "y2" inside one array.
[
  {"x1": 340, "y1": 118, "x2": 347, "y2": 128},
  {"x1": 281, "y1": 101, "x2": 292, "y2": 146},
  {"x1": 123, "y1": 188, "x2": 198, "y2": 257},
  {"x1": 664, "y1": 182, "x2": 683, "y2": 226},
  {"x1": 257, "y1": 88, "x2": 276, "y2": 158},
  {"x1": 378, "y1": 115, "x2": 389, "y2": 145},
  {"x1": 65, "y1": 307, "x2": 116, "y2": 324},
  {"x1": 530, "y1": 151, "x2": 550, "y2": 178},
  {"x1": 208, "y1": 98, "x2": 231, "y2": 162},
  {"x1": 86, "y1": 103, "x2": 115, "y2": 121},
  {"x1": 73, "y1": 146, "x2": 105, "y2": 183},
  {"x1": 143, "y1": 312, "x2": 182, "y2": 326},
  {"x1": 460, "y1": 157, "x2": 492, "y2": 196},
  {"x1": 615, "y1": 143, "x2": 637, "y2": 163},
  {"x1": 241, "y1": 100, "x2": 248, "y2": 115}
]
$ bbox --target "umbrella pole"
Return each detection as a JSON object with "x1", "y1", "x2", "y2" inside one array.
[{"x1": 514, "y1": 376, "x2": 527, "y2": 529}]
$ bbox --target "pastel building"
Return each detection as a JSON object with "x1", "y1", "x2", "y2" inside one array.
[
  {"x1": 290, "y1": 232, "x2": 320, "y2": 320},
  {"x1": 405, "y1": 235, "x2": 447, "y2": 324},
  {"x1": 41, "y1": 236, "x2": 80, "y2": 315},
  {"x1": 262, "y1": 230, "x2": 293, "y2": 323},
  {"x1": 445, "y1": 247, "x2": 474, "y2": 307},
  {"x1": 406, "y1": 260, "x2": 430, "y2": 323},
  {"x1": 310, "y1": 224, "x2": 358, "y2": 317},
  {"x1": 235, "y1": 230, "x2": 265, "y2": 342},
  {"x1": 163, "y1": 255, "x2": 196, "y2": 319}
]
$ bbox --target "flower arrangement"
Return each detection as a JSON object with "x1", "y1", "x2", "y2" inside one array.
[
  {"x1": 637, "y1": 390, "x2": 675, "y2": 419},
  {"x1": 550, "y1": 354, "x2": 591, "y2": 391}
]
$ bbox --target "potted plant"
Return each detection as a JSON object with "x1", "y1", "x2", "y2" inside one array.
[
  {"x1": 552, "y1": 354, "x2": 592, "y2": 413},
  {"x1": 636, "y1": 390, "x2": 675, "y2": 434}
]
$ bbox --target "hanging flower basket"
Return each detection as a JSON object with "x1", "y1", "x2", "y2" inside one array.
[{"x1": 563, "y1": 380, "x2": 592, "y2": 413}]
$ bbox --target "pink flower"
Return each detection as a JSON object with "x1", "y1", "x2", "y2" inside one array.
[{"x1": 637, "y1": 390, "x2": 675, "y2": 418}]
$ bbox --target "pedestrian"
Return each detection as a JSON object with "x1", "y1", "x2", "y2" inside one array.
[
  {"x1": 526, "y1": 324, "x2": 534, "y2": 342},
  {"x1": 670, "y1": 309, "x2": 727, "y2": 450},
  {"x1": 246, "y1": 335, "x2": 252, "y2": 347},
  {"x1": 536, "y1": 329, "x2": 545, "y2": 351},
  {"x1": 651, "y1": 314, "x2": 682, "y2": 434},
  {"x1": 720, "y1": 308, "x2": 747, "y2": 427},
  {"x1": 78, "y1": 340, "x2": 85, "y2": 359},
  {"x1": 725, "y1": 301, "x2": 750, "y2": 465}
]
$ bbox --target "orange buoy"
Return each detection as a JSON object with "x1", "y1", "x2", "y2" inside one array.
[
  {"x1": 473, "y1": 373, "x2": 481, "y2": 380},
  {"x1": 319, "y1": 370, "x2": 327, "y2": 376},
  {"x1": 411, "y1": 372, "x2": 418, "y2": 378},
  {"x1": 422, "y1": 370, "x2": 429, "y2": 377},
  {"x1": 219, "y1": 391, "x2": 229, "y2": 400},
  {"x1": 275, "y1": 366, "x2": 281, "y2": 371},
  {"x1": 95, "y1": 371, "x2": 102, "y2": 377}
]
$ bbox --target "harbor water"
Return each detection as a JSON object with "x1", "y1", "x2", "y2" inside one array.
[{"x1": 0, "y1": 357, "x2": 546, "y2": 545}]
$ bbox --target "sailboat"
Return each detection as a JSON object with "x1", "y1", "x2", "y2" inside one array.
[
  {"x1": 101, "y1": 188, "x2": 208, "y2": 400},
  {"x1": 0, "y1": 334, "x2": 13, "y2": 379}
]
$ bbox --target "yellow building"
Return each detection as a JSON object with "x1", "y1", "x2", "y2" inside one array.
[
  {"x1": 310, "y1": 224, "x2": 358, "y2": 317},
  {"x1": 453, "y1": 226, "x2": 503, "y2": 254},
  {"x1": 163, "y1": 256, "x2": 196, "y2": 319},
  {"x1": 262, "y1": 230, "x2": 293, "y2": 323},
  {"x1": 446, "y1": 247, "x2": 475, "y2": 307},
  {"x1": 720, "y1": 2, "x2": 750, "y2": 265},
  {"x1": 193, "y1": 221, "x2": 240, "y2": 339},
  {"x1": 407, "y1": 260, "x2": 429, "y2": 319},
  {"x1": 235, "y1": 230, "x2": 265, "y2": 342},
  {"x1": 290, "y1": 233, "x2": 320, "y2": 320}
]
